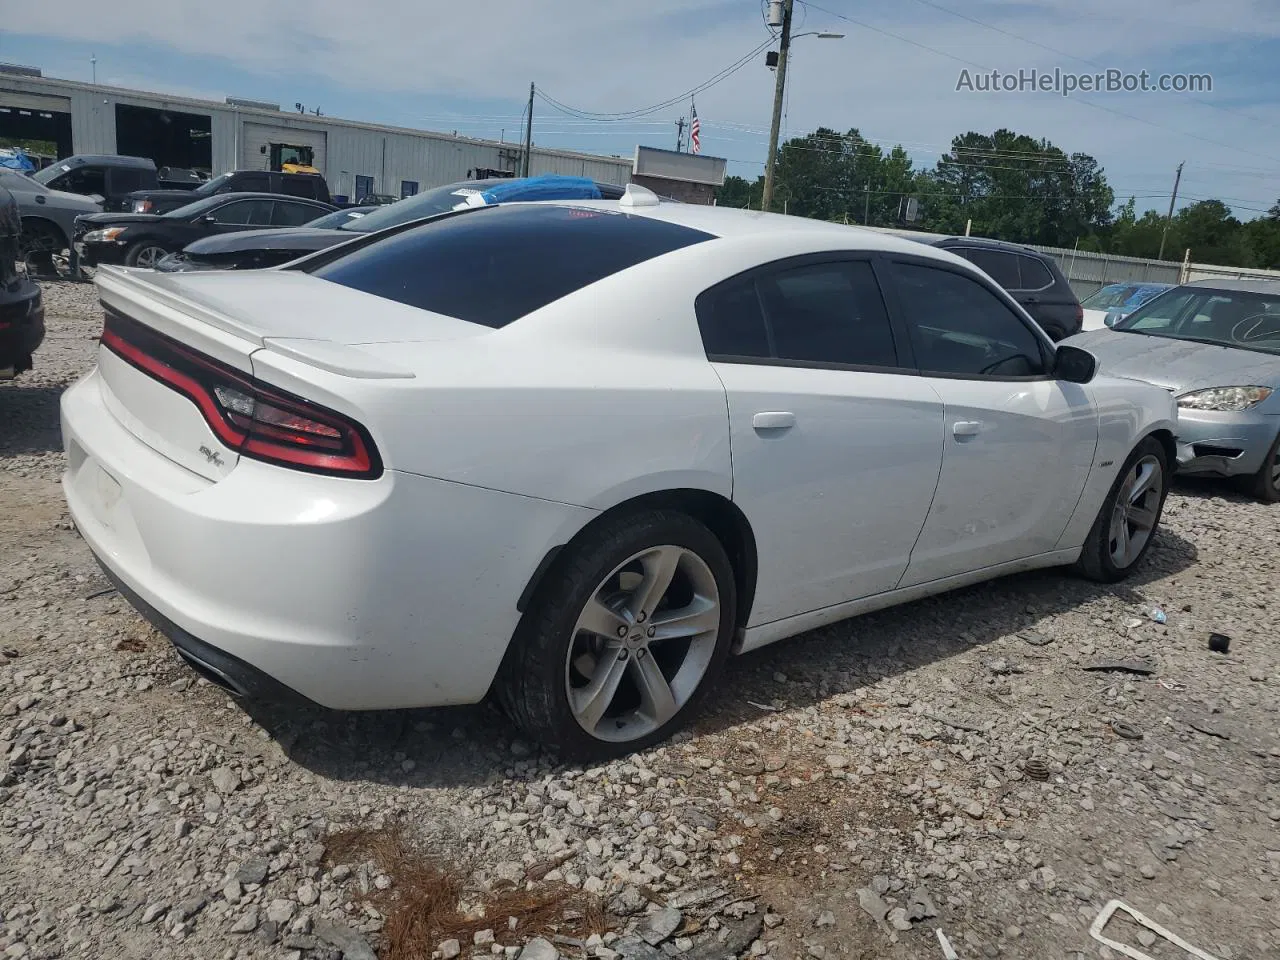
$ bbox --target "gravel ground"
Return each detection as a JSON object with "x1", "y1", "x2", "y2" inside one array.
[{"x1": 2, "y1": 280, "x2": 1278, "y2": 960}]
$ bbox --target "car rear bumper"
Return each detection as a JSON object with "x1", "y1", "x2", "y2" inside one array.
[
  {"x1": 60, "y1": 367, "x2": 597, "y2": 710},
  {"x1": 0, "y1": 281, "x2": 45, "y2": 375},
  {"x1": 1174, "y1": 408, "x2": 1279, "y2": 477}
]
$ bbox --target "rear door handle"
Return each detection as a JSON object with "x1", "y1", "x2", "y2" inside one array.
[
  {"x1": 952, "y1": 420, "x2": 982, "y2": 439},
  {"x1": 752, "y1": 411, "x2": 796, "y2": 431}
]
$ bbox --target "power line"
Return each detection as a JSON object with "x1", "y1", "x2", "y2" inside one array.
[{"x1": 535, "y1": 37, "x2": 775, "y2": 122}]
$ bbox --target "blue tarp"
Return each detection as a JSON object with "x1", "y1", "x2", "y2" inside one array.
[
  {"x1": 0, "y1": 149, "x2": 36, "y2": 172},
  {"x1": 478, "y1": 175, "x2": 602, "y2": 205}
]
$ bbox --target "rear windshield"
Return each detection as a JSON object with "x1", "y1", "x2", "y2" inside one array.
[{"x1": 311, "y1": 203, "x2": 715, "y2": 328}]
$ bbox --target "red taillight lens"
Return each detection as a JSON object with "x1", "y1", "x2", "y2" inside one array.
[{"x1": 100, "y1": 311, "x2": 382, "y2": 479}]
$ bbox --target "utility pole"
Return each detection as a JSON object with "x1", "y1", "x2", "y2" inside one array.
[
  {"x1": 1158, "y1": 161, "x2": 1184, "y2": 261},
  {"x1": 90, "y1": 53, "x2": 97, "y2": 85},
  {"x1": 522, "y1": 82, "x2": 535, "y2": 178},
  {"x1": 761, "y1": 0, "x2": 794, "y2": 212},
  {"x1": 675, "y1": 117, "x2": 686, "y2": 153},
  {"x1": 864, "y1": 186, "x2": 871, "y2": 226}
]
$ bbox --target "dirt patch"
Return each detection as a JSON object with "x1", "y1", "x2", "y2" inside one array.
[{"x1": 326, "y1": 822, "x2": 610, "y2": 960}]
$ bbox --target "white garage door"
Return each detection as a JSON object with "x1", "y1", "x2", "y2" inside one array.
[
  {"x1": 240, "y1": 122, "x2": 328, "y2": 176},
  {"x1": 0, "y1": 90, "x2": 71, "y2": 114}
]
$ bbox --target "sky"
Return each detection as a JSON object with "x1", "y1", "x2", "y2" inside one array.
[{"x1": 3, "y1": 0, "x2": 1280, "y2": 219}]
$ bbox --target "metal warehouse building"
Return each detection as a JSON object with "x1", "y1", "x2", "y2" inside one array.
[{"x1": 0, "y1": 65, "x2": 633, "y2": 201}]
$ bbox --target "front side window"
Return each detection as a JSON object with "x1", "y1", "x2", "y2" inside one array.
[
  {"x1": 49, "y1": 166, "x2": 106, "y2": 196},
  {"x1": 888, "y1": 260, "x2": 1047, "y2": 378},
  {"x1": 312, "y1": 204, "x2": 713, "y2": 329}
]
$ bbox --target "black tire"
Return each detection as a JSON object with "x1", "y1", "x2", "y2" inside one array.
[
  {"x1": 1244, "y1": 431, "x2": 1280, "y2": 503},
  {"x1": 496, "y1": 509, "x2": 737, "y2": 761},
  {"x1": 19, "y1": 219, "x2": 64, "y2": 275},
  {"x1": 1074, "y1": 436, "x2": 1170, "y2": 583},
  {"x1": 124, "y1": 241, "x2": 171, "y2": 268}
]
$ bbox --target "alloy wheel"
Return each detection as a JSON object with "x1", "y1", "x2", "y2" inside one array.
[
  {"x1": 1108, "y1": 454, "x2": 1163, "y2": 568},
  {"x1": 133, "y1": 246, "x2": 168, "y2": 268},
  {"x1": 565, "y1": 544, "x2": 721, "y2": 743}
]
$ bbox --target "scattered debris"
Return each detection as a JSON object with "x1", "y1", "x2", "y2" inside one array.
[
  {"x1": 1019, "y1": 629, "x2": 1053, "y2": 646},
  {"x1": 856, "y1": 887, "x2": 889, "y2": 923},
  {"x1": 1124, "y1": 617, "x2": 1146, "y2": 630},
  {"x1": 906, "y1": 888, "x2": 939, "y2": 922},
  {"x1": 1208, "y1": 633, "x2": 1231, "y2": 654},
  {"x1": 312, "y1": 920, "x2": 378, "y2": 960},
  {"x1": 1150, "y1": 607, "x2": 1167, "y2": 624},
  {"x1": 527, "y1": 851, "x2": 578, "y2": 882},
  {"x1": 637, "y1": 907, "x2": 682, "y2": 946},
  {"x1": 746, "y1": 701, "x2": 781, "y2": 712},
  {"x1": 1089, "y1": 899, "x2": 1222, "y2": 960},
  {"x1": 1110, "y1": 720, "x2": 1144, "y2": 741},
  {"x1": 1024, "y1": 758, "x2": 1051, "y2": 781},
  {"x1": 1084, "y1": 659, "x2": 1156, "y2": 676},
  {"x1": 1187, "y1": 718, "x2": 1231, "y2": 741},
  {"x1": 84, "y1": 586, "x2": 117, "y2": 600},
  {"x1": 935, "y1": 928, "x2": 960, "y2": 960}
]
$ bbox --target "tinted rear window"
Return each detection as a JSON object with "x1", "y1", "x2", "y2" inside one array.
[{"x1": 311, "y1": 204, "x2": 715, "y2": 328}]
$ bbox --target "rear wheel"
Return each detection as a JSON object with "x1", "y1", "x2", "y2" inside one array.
[
  {"x1": 1074, "y1": 437, "x2": 1169, "y2": 582},
  {"x1": 497, "y1": 510, "x2": 736, "y2": 760},
  {"x1": 20, "y1": 219, "x2": 64, "y2": 276},
  {"x1": 1244, "y1": 432, "x2": 1280, "y2": 502},
  {"x1": 125, "y1": 242, "x2": 170, "y2": 268}
]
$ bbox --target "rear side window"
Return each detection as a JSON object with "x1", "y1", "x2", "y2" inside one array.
[
  {"x1": 697, "y1": 260, "x2": 898, "y2": 368},
  {"x1": 108, "y1": 168, "x2": 147, "y2": 194},
  {"x1": 958, "y1": 248, "x2": 1020, "y2": 289},
  {"x1": 234, "y1": 173, "x2": 271, "y2": 192},
  {"x1": 312, "y1": 204, "x2": 714, "y2": 328},
  {"x1": 1017, "y1": 255, "x2": 1055, "y2": 290},
  {"x1": 282, "y1": 176, "x2": 319, "y2": 198},
  {"x1": 273, "y1": 200, "x2": 323, "y2": 226}
]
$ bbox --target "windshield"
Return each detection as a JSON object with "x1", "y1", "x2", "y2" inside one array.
[
  {"x1": 1113, "y1": 286, "x2": 1280, "y2": 355},
  {"x1": 306, "y1": 207, "x2": 369, "y2": 229},
  {"x1": 338, "y1": 181, "x2": 498, "y2": 233},
  {"x1": 162, "y1": 194, "x2": 230, "y2": 219},
  {"x1": 1081, "y1": 284, "x2": 1139, "y2": 310},
  {"x1": 191, "y1": 172, "x2": 234, "y2": 197},
  {"x1": 30, "y1": 164, "x2": 65, "y2": 186}
]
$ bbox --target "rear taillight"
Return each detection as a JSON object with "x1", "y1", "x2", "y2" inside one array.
[
  {"x1": 100, "y1": 311, "x2": 382, "y2": 479},
  {"x1": 133, "y1": 200, "x2": 153, "y2": 213}
]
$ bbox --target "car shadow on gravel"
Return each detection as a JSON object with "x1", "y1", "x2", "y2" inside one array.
[
  {"x1": 0, "y1": 383, "x2": 65, "y2": 456},
  {"x1": 239, "y1": 527, "x2": 1197, "y2": 790}
]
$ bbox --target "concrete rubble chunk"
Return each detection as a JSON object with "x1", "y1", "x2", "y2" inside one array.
[{"x1": 639, "y1": 907, "x2": 683, "y2": 946}]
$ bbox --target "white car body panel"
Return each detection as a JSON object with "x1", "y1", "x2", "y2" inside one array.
[
  {"x1": 713, "y1": 361, "x2": 943, "y2": 625},
  {"x1": 60, "y1": 199, "x2": 1180, "y2": 712},
  {"x1": 1081, "y1": 307, "x2": 1111, "y2": 331},
  {"x1": 898, "y1": 377, "x2": 1097, "y2": 586}
]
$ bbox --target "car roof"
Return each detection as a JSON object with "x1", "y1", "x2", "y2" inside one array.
[
  {"x1": 59, "y1": 154, "x2": 156, "y2": 170},
  {"x1": 527, "y1": 196, "x2": 944, "y2": 258},
  {"x1": 932, "y1": 235, "x2": 1043, "y2": 256},
  {"x1": 198, "y1": 192, "x2": 331, "y2": 203},
  {"x1": 1183, "y1": 278, "x2": 1280, "y2": 294}
]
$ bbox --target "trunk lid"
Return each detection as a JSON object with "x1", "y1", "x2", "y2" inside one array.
[{"x1": 92, "y1": 266, "x2": 487, "y2": 481}]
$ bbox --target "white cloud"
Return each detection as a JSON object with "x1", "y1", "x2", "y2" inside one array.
[{"x1": 5, "y1": 0, "x2": 1279, "y2": 213}]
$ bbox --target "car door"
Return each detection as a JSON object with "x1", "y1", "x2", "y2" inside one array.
[
  {"x1": 1012, "y1": 253, "x2": 1074, "y2": 338},
  {"x1": 697, "y1": 255, "x2": 945, "y2": 626},
  {"x1": 882, "y1": 256, "x2": 1097, "y2": 587}
]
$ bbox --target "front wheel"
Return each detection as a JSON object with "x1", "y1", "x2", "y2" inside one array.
[
  {"x1": 1243, "y1": 432, "x2": 1280, "y2": 503},
  {"x1": 1074, "y1": 437, "x2": 1169, "y2": 582},
  {"x1": 496, "y1": 510, "x2": 737, "y2": 761},
  {"x1": 124, "y1": 242, "x2": 170, "y2": 268}
]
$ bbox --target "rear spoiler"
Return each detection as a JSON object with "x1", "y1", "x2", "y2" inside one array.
[{"x1": 94, "y1": 266, "x2": 416, "y2": 380}]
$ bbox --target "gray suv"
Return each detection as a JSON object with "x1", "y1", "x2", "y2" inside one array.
[{"x1": 0, "y1": 170, "x2": 103, "y2": 275}]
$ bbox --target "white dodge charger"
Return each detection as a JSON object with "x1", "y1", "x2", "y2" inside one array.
[{"x1": 60, "y1": 185, "x2": 1178, "y2": 759}]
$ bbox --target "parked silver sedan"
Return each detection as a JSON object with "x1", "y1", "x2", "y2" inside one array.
[{"x1": 1067, "y1": 278, "x2": 1280, "y2": 501}]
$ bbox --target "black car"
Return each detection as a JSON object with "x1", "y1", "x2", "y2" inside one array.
[
  {"x1": 0, "y1": 183, "x2": 45, "y2": 379},
  {"x1": 157, "y1": 176, "x2": 628, "y2": 273},
  {"x1": 930, "y1": 237, "x2": 1083, "y2": 341},
  {"x1": 127, "y1": 169, "x2": 333, "y2": 215},
  {"x1": 30, "y1": 154, "x2": 159, "y2": 212},
  {"x1": 74, "y1": 192, "x2": 337, "y2": 268}
]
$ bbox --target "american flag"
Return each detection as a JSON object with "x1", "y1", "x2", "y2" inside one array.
[{"x1": 690, "y1": 103, "x2": 701, "y2": 154}]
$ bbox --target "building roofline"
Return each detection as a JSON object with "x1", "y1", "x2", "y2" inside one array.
[{"x1": 1, "y1": 72, "x2": 631, "y2": 168}]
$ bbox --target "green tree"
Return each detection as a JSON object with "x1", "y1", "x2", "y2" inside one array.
[{"x1": 716, "y1": 175, "x2": 762, "y2": 209}]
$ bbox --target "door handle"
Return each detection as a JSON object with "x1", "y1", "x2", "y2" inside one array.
[
  {"x1": 34, "y1": 195, "x2": 46, "y2": 205},
  {"x1": 952, "y1": 420, "x2": 982, "y2": 439},
  {"x1": 752, "y1": 411, "x2": 796, "y2": 431}
]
